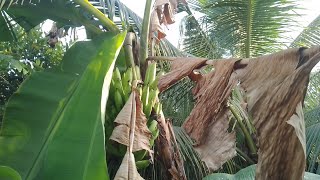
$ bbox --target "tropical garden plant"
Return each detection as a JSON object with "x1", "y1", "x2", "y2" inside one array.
[{"x1": 0, "y1": 0, "x2": 319, "y2": 180}]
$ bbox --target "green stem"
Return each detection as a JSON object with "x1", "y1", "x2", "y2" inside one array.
[
  {"x1": 124, "y1": 32, "x2": 138, "y2": 80},
  {"x1": 236, "y1": 147, "x2": 255, "y2": 164},
  {"x1": 139, "y1": 0, "x2": 154, "y2": 77},
  {"x1": 229, "y1": 105, "x2": 257, "y2": 155},
  {"x1": 245, "y1": 0, "x2": 253, "y2": 58},
  {"x1": 74, "y1": 0, "x2": 120, "y2": 34}
]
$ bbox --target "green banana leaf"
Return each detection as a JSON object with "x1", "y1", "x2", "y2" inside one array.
[
  {"x1": 0, "y1": 0, "x2": 87, "y2": 41},
  {"x1": 203, "y1": 165, "x2": 320, "y2": 180},
  {"x1": 0, "y1": 31, "x2": 126, "y2": 180},
  {"x1": 0, "y1": 166, "x2": 21, "y2": 180}
]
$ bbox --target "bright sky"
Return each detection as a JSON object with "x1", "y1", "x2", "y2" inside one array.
[
  {"x1": 122, "y1": 0, "x2": 320, "y2": 46},
  {"x1": 42, "y1": 0, "x2": 320, "y2": 70},
  {"x1": 121, "y1": 0, "x2": 320, "y2": 70}
]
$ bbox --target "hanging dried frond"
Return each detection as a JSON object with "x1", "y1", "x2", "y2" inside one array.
[
  {"x1": 149, "y1": 0, "x2": 183, "y2": 42},
  {"x1": 182, "y1": 59, "x2": 242, "y2": 171},
  {"x1": 232, "y1": 46, "x2": 320, "y2": 180},
  {"x1": 158, "y1": 46, "x2": 320, "y2": 179},
  {"x1": 110, "y1": 91, "x2": 152, "y2": 155},
  {"x1": 155, "y1": 114, "x2": 187, "y2": 180},
  {"x1": 112, "y1": 90, "x2": 154, "y2": 180},
  {"x1": 158, "y1": 57, "x2": 207, "y2": 92}
]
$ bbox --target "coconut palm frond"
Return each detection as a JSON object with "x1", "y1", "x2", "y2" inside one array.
[
  {"x1": 290, "y1": 15, "x2": 320, "y2": 48},
  {"x1": 179, "y1": 15, "x2": 223, "y2": 59},
  {"x1": 305, "y1": 106, "x2": 320, "y2": 129},
  {"x1": 174, "y1": 126, "x2": 210, "y2": 179},
  {"x1": 160, "y1": 78, "x2": 195, "y2": 126},
  {"x1": 304, "y1": 70, "x2": 320, "y2": 128},
  {"x1": 0, "y1": 0, "x2": 37, "y2": 10},
  {"x1": 306, "y1": 122, "x2": 320, "y2": 174},
  {"x1": 182, "y1": 0, "x2": 299, "y2": 58}
]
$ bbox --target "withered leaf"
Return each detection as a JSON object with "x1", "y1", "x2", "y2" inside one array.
[
  {"x1": 114, "y1": 151, "x2": 144, "y2": 180},
  {"x1": 110, "y1": 91, "x2": 152, "y2": 155},
  {"x1": 182, "y1": 59, "x2": 239, "y2": 171},
  {"x1": 150, "y1": 10, "x2": 166, "y2": 42},
  {"x1": 156, "y1": 114, "x2": 187, "y2": 180},
  {"x1": 232, "y1": 47, "x2": 320, "y2": 180},
  {"x1": 158, "y1": 57, "x2": 207, "y2": 92}
]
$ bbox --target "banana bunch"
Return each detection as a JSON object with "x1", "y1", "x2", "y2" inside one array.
[
  {"x1": 105, "y1": 67, "x2": 135, "y2": 157},
  {"x1": 134, "y1": 62, "x2": 164, "y2": 168},
  {"x1": 141, "y1": 62, "x2": 163, "y2": 118},
  {"x1": 105, "y1": 63, "x2": 163, "y2": 169}
]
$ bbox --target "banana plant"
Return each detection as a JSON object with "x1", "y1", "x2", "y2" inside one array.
[{"x1": 0, "y1": 30, "x2": 126, "y2": 179}]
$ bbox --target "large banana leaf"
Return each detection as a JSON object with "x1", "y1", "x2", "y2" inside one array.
[
  {"x1": 203, "y1": 165, "x2": 320, "y2": 180},
  {"x1": 0, "y1": 31, "x2": 126, "y2": 180}
]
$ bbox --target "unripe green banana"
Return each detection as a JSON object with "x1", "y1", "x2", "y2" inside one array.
[
  {"x1": 114, "y1": 89, "x2": 124, "y2": 111},
  {"x1": 144, "y1": 62, "x2": 157, "y2": 85},
  {"x1": 113, "y1": 67, "x2": 122, "y2": 81},
  {"x1": 135, "y1": 65, "x2": 141, "y2": 80},
  {"x1": 141, "y1": 85, "x2": 149, "y2": 109},
  {"x1": 148, "y1": 120, "x2": 158, "y2": 137},
  {"x1": 136, "y1": 160, "x2": 150, "y2": 170},
  {"x1": 149, "y1": 78, "x2": 158, "y2": 90},
  {"x1": 150, "y1": 128, "x2": 159, "y2": 144},
  {"x1": 144, "y1": 89, "x2": 159, "y2": 117},
  {"x1": 122, "y1": 67, "x2": 133, "y2": 101},
  {"x1": 154, "y1": 102, "x2": 160, "y2": 115},
  {"x1": 148, "y1": 89, "x2": 159, "y2": 107},
  {"x1": 113, "y1": 68, "x2": 126, "y2": 100},
  {"x1": 149, "y1": 71, "x2": 164, "y2": 90}
]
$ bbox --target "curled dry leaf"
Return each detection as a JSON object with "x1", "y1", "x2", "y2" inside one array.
[
  {"x1": 156, "y1": 46, "x2": 320, "y2": 178},
  {"x1": 114, "y1": 152, "x2": 144, "y2": 180},
  {"x1": 150, "y1": 10, "x2": 166, "y2": 42},
  {"x1": 110, "y1": 91, "x2": 152, "y2": 155},
  {"x1": 150, "y1": 0, "x2": 181, "y2": 42},
  {"x1": 182, "y1": 59, "x2": 241, "y2": 171},
  {"x1": 158, "y1": 57, "x2": 207, "y2": 92},
  {"x1": 232, "y1": 47, "x2": 320, "y2": 180},
  {"x1": 155, "y1": 114, "x2": 187, "y2": 180}
]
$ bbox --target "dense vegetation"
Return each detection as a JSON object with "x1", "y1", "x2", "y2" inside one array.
[{"x1": 0, "y1": 0, "x2": 319, "y2": 180}]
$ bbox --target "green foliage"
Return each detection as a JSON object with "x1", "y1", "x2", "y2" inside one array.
[
  {"x1": 179, "y1": 15, "x2": 223, "y2": 59},
  {"x1": 203, "y1": 164, "x2": 320, "y2": 180},
  {"x1": 0, "y1": 166, "x2": 21, "y2": 180},
  {"x1": 290, "y1": 15, "x2": 320, "y2": 48},
  {"x1": 160, "y1": 78, "x2": 195, "y2": 126},
  {"x1": 182, "y1": 0, "x2": 298, "y2": 58},
  {"x1": 0, "y1": 31, "x2": 126, "y2": 179},
  {"x1": 304, "y1": 70, "x2": 320, "y2": 114},
  {"x1": 174, "y1": 126, "x2": 210, "y2": 180},
  {"x1": 306, "y1": 123, "x2": 320, "y2": 174},
  {"x1": 0, "y1": 26, "x2": 64, "y2": 121}
]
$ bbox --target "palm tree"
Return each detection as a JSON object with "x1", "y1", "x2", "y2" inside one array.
[{"x1": 168, "y1": 0, "x2": 320, "y2": 177}]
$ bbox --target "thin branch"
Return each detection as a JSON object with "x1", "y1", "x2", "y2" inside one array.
[
  {"x1": 236, "y1": 147, "x2": 255, "y2": 164},
  {"x1": 229, "y1": 105, "x2": 257, "y2": 155},
  {"x1": 74, "y1": 0, "x2": 120, "y2": 34},
  {"x1": 147, "y1": 56, "x2": 208, "y2": 62},
  {"x1": 139, "y1": 0, "x2": 154, "y2": 76}
]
